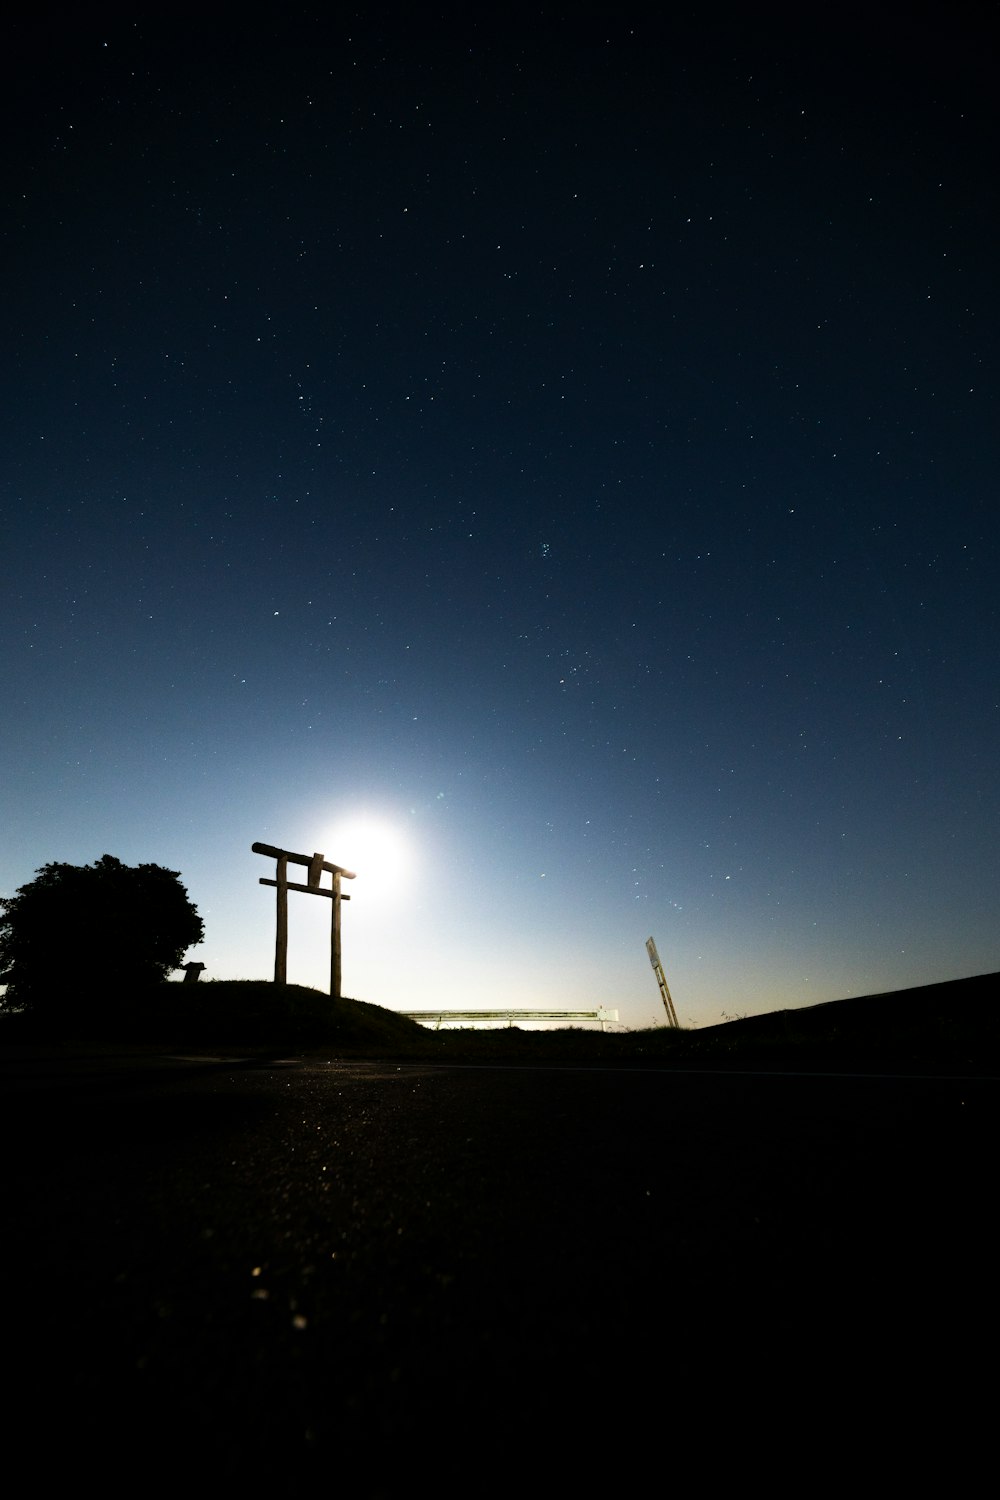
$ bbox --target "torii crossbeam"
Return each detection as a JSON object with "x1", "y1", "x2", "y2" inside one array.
[{"x1": 252, "y1": 842, "x2": 356, "y2": 998}]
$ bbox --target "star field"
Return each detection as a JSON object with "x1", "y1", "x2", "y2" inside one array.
[{"x1": 2, "y1": 6, "x2": 997, "y2": 1026}]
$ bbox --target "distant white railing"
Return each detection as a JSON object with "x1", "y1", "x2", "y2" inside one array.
[{"x1": 399, "y1": 1007, "x2": 620, "y2": 1032}]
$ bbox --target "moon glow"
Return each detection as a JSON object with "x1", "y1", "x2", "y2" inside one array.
[{"x1": 325, "y1": 815, "x2": 412, "y2": 901}]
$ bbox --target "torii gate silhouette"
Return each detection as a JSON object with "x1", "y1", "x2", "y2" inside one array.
[{"x1": 252, "y1": 842, "x2": 356, "y2": 998}]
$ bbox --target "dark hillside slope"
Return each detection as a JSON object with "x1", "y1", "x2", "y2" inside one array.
[{"x1": 671, "y1": 971, "x2": 1000, "y2": 1071}]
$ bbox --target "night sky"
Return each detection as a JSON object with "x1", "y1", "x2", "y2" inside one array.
[{"x1": 3, "y1": 6, "x2": 997, "y2": 1028}]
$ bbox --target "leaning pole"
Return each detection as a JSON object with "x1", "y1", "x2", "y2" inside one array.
[{"x1": 645, "y1": 936, "x2": 680, "y2": 1028}]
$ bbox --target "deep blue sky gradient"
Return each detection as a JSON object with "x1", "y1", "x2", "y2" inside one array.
[{"x1": 3, "y1": 6, "x2": 997, "y2": 1026}]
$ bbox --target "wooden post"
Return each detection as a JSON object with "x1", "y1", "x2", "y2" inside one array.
[
  {"x1": 275, "y1": 854, "x2": 288, "y2": 985},
  {"x1": 331, "y1": 870, "x2": 342, "y2": 999}
]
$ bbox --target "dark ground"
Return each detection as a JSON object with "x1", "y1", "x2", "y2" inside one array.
[{"x1": 2, "y1": 977, "x2": 997, "y2": 1490}]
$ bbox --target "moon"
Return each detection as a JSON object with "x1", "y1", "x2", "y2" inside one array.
[{"x1": 325, "y1": 814, "x2": 413, "y2": 901}]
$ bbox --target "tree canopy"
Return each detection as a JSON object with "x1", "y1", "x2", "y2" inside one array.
[{"x1": 0, "y1": 855, "x2": 204, "y2": 1017}]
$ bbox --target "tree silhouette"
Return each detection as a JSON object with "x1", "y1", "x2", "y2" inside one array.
[{"x1": 0, "y1": 855, "x2": 204, "y2": 1018}]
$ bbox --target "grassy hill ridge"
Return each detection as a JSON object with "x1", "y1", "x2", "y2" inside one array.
[{"x1": 3, "y1": 971, "x2": 998, "y2": 1071}]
